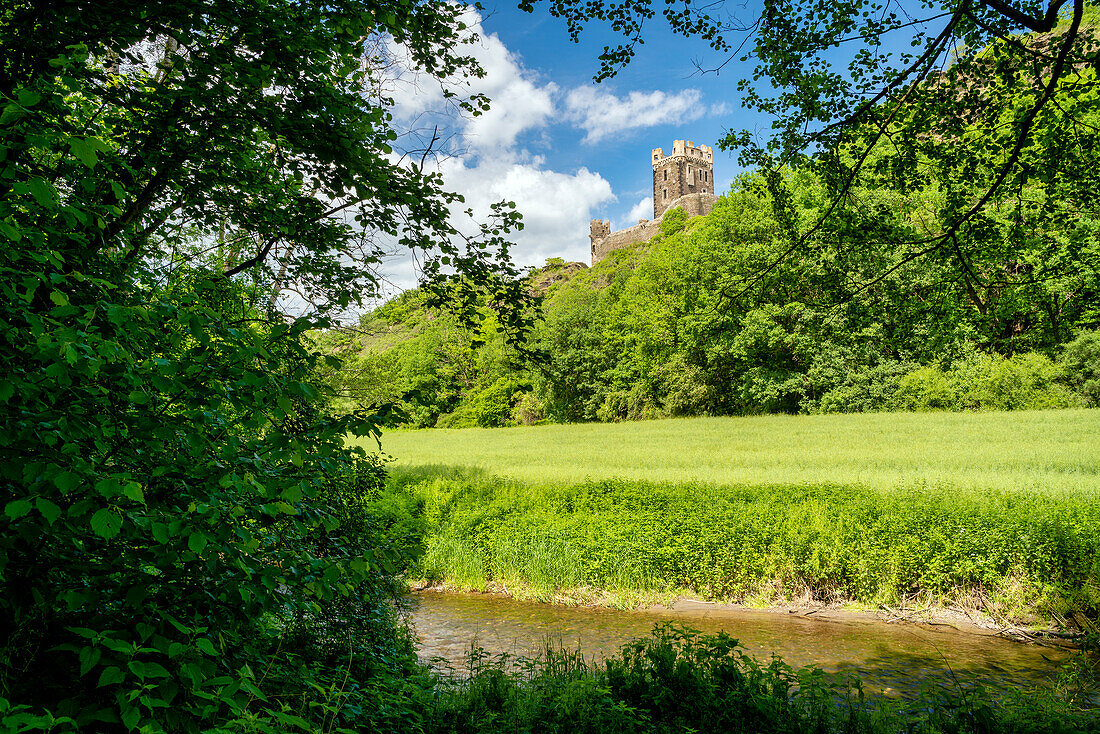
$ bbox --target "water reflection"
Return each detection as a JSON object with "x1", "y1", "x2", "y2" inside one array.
[{"x1": 410, "y1": 592, "x2": 1069, "y2": 697}]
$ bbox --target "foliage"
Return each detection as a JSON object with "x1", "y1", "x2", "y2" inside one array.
[
  {"x1": 893, "y1": 351, "x2": 1079, "y2": 411},
  {"x1": 414, "y1": 625, "x2": 1100, "y2": 733},
  {"x1": 0, "y1": 0, "x2": 526, "y2": 730},
  {"x1": 527, "y1": 0, "x2": 1100, "y2": 312},
  {"x1": 331, "y1": 164, "x2": 1100, "y2": 424},
  {"x1": 383, "y1": 467, "x2": 1100, "y2": 622},
  {"x1": 1063, "y1": 330, "x2": 1100, "y2": 406}
]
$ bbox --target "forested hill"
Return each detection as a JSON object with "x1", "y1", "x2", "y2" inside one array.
[{"x1": 313, "y1": 179, "x2": 1100, "y2": 429}]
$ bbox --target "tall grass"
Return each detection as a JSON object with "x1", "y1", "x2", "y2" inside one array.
[
  {"x1": 367, "y1": 409, "x2": 1100, "y2": 495},
  {"x1": 357, "y1": 410, "x2": 1100, "y2": 620},
  {"x1": 382, "y1": 469, "x2": 1100, "y2": 620}
]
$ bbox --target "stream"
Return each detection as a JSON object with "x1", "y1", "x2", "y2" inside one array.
[{"x1": 410, "y1": 592, "x2": 1071, "y2": 697}]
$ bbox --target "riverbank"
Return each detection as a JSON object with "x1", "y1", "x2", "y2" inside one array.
[
  {"x1": 408, "y1": 597, "x2": 1098, "y2": 733},
  {"x1": 378, "y1": 468, "x2": 1099, "y2": 630},
  {"x1": 361, "y1": 411, "x2": 1100, "y2": 633},
  {"x1": 410, "y1": 583, "x2": 1085, "y2": 647},
  {"x1": 408, "y1": 590, "x2": 1079, "y2": 700}
]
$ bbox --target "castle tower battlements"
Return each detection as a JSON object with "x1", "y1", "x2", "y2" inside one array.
[
  {"x1": 652, "y1": 140, "x2": 714, "y2": 219},
  {"x1": 589, "y1": 139, "x2": 718, "y2": 265}
]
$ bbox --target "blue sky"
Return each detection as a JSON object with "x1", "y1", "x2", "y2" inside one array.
[
  {"x1": 369, "y1": 0, "x2": 968, "y2": 299},
  {"x1": 378, "y1": 1, "x2": 769, "y2": 289}
]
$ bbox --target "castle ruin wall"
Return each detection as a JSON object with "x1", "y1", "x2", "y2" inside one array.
[
  {"x1": 589, "y1": 192, "x2": 719, "y2": 264},
  {"x1": 589, "y1": 140, "x2": 719, "y2": 265}
]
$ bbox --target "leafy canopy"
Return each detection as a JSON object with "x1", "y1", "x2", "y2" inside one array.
[
  {"x1": 0, "y1": 0, "x2": 527, "y2": 730},
  {"x1": 524, "y1": 0, "x2": 1100, "y2": 289}
]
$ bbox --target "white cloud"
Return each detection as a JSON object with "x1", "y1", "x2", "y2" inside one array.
[
  {"x1": 565, "y1": 87, "x2": 706, "y2": 144},
  {"x1": 622, "y1": 197, "x2": 653, "y2": 227},
  {"x1": 439, "y1": 153, "x2": 614, "y2": 266},
  {"x1": 385, "y1": 9, "x2": 556, "y2": 152}
]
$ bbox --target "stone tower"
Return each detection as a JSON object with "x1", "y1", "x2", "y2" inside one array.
[
  {"x1": 589, "y1": 219, "x2": 610, "y2": 263},
  {"x1": 652, "y1": 140, "x2": 714, "y2": 219}
]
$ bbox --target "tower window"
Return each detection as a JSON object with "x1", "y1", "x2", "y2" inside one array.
[
  {"x1": 663, "y1": 169, "x2": 668, "y2": 181},
  {"x1": 663, "y1": 189, "x2": 667, "y2": 200}
]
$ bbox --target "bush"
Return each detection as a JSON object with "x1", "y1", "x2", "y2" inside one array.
[
  {"x1": 511, "y1": 392, "x2": 547, "y2": 425},
  {"x1": 892, "y1": 364, "x2": 959, "y2": 411},
  {"x1": 893, "y1": 351, "x2": 1079, "y2": 412},
  {"x1": 953, "y1": 351, "x2": 1077, "y2": 410},
  {"x1": 596, "y1": 384, "x2": 660, "y2": 422},
  {"x1": 1062, "y1": 330, "x2": 1100, "y2": 406},
  {"x1": 806, "y1": 356, "x2": 916, "y2": 413}
]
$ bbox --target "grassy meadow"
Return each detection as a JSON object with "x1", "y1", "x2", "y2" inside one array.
[
  {"x1": 357, "y1": 410, "x2": 1100, "y2": 622},
  {"x1": 374, "y1": 410, "x2": 1100, "y2": 494}
]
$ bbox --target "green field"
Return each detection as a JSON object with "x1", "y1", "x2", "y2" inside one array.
[
  {"x1": 357, "y1": 410, "x2": 1100, "y2": 622},
  {"x1": 372, "y1": 410, "x2": 1100, "y2": 494}
]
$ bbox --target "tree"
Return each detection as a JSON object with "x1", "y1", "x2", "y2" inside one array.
[
  {"x1": 526, "y1": 0, "x2": 1100, "y2": 298},
  {"x1": 0, "y1": 1, "x2": 525, "y2": 730}
]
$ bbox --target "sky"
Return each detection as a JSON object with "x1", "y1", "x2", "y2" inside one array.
[{"x1": 375, "y1": 0, "x2": 770, "y2": 295}]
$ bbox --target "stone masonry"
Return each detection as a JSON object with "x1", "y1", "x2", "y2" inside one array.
[
  {"x1": 590, "y1": 140, "x2": 718, "y2": 265},
  {"x1": 653, "y1": 140, "x2": 715, "y2": 217}
]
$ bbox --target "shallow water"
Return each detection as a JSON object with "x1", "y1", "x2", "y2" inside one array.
[{"x1": 410, "y1": 592, "x2": 1070, "y2": 696}]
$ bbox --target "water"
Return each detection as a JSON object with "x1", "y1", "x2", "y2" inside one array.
[{"x1": 410, "y1": 592, "x2": 1070, "y2": 697}]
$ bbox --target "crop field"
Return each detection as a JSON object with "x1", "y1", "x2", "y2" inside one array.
[
  {"x1": 370, "y1": 409, "x2": 1100, "y2": 495},
  {"x1": 356, "y1": 410, "x2": 1100, "y2": 621}
]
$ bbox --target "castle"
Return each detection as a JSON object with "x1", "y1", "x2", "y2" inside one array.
[{"x1": 590, "y1": 140, "x2": 719, "y2": 265}]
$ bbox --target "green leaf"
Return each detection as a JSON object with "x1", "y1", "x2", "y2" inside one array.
[
  {"x1": 0, "y1": 103, "x2": 25, "y2": 125},
  {"x1": 4, "y1": 499, "x2": 32, "y2": 519},
  {"x1": 120, "y1": 482, "x2": 144, "y2": 503},
  {"x1": 0, "y1": 381, "x2": 13, "y2": 403},
  {"x1": 90, "y1": 509, "x2": 122, "y2": 539},
  {"x1": 95, "y1": 478, "x2": 123, "y2": 498},
  {"x1": 0, "y1": 219, "x2": 22, "y2": 242},
  {"x1": 187, "y1": 533, "x2": 208, "y2": 555},
  {"x1": 49, "y1": 290, "x2": 69, "y2": 306},
  {"x1": 195, "y1": 638, "x2": 217, "y2": 656},
  {"x1": 27, "y1": 177, "x2": 57, "y2": 207},
  {"x1": 78, "y1": 645, "x2": 102, "y2": 676},
  {"x1": 54, "y1": 470, "x2": 80, "y2": 492},
  {"x1": 36, "y1": 498, "x2": 62, "y2": 525},
  {"x1": 69, "y1": 138, "x2": 99, "y2": 169},
  {"x1": 151, "y1": 522, "x2": 169, "y2": 544},
  {"x1": 143, "y1": 662, "x2": 170, "y2": 678},
  {"x1": 16, "y1": 89, "x2": 42, "y2": 107},
  {"x1": 97, "y1": 666, "x2": 126, "y2": 688},
  {"x1": 120, "y1": 704, "x2": 140, "y2": 730}
]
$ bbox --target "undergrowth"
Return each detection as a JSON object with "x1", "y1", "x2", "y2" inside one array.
[
  {"x1": 415, "y1": 623, "x2": 1100, "y2": 733},
  {"x1": 376, "y1": 468, "x2": 1100, "y2": 623}
]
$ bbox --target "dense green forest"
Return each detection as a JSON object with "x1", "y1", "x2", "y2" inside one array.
[{"x1": 316, "y1": 169, "x2": 1100, "y2": 428}]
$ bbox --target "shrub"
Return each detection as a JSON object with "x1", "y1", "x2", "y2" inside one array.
[
  {"x1": 808, "y1": 358, "x2": 916, "y2": 413},
  {"x1": 893, "y1": 351, "x2": 1078, "y2": 412},
  {"x1": 952, "y1": 351, "x2": 1077, "y2": 410},
  {"x1": 511, "y1": 392, "x2": 547, "y2": 425},
  {"x1": 1062, "y1": 330, "x2": 1100, "y2": 406},
  {"x1": 892, "y1": 364, "x2": 958, "y2": 411}
]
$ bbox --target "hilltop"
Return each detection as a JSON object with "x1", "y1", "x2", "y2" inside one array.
[{"x1": 313, "y1": 181, "x2": 1099, "y2": 429}]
